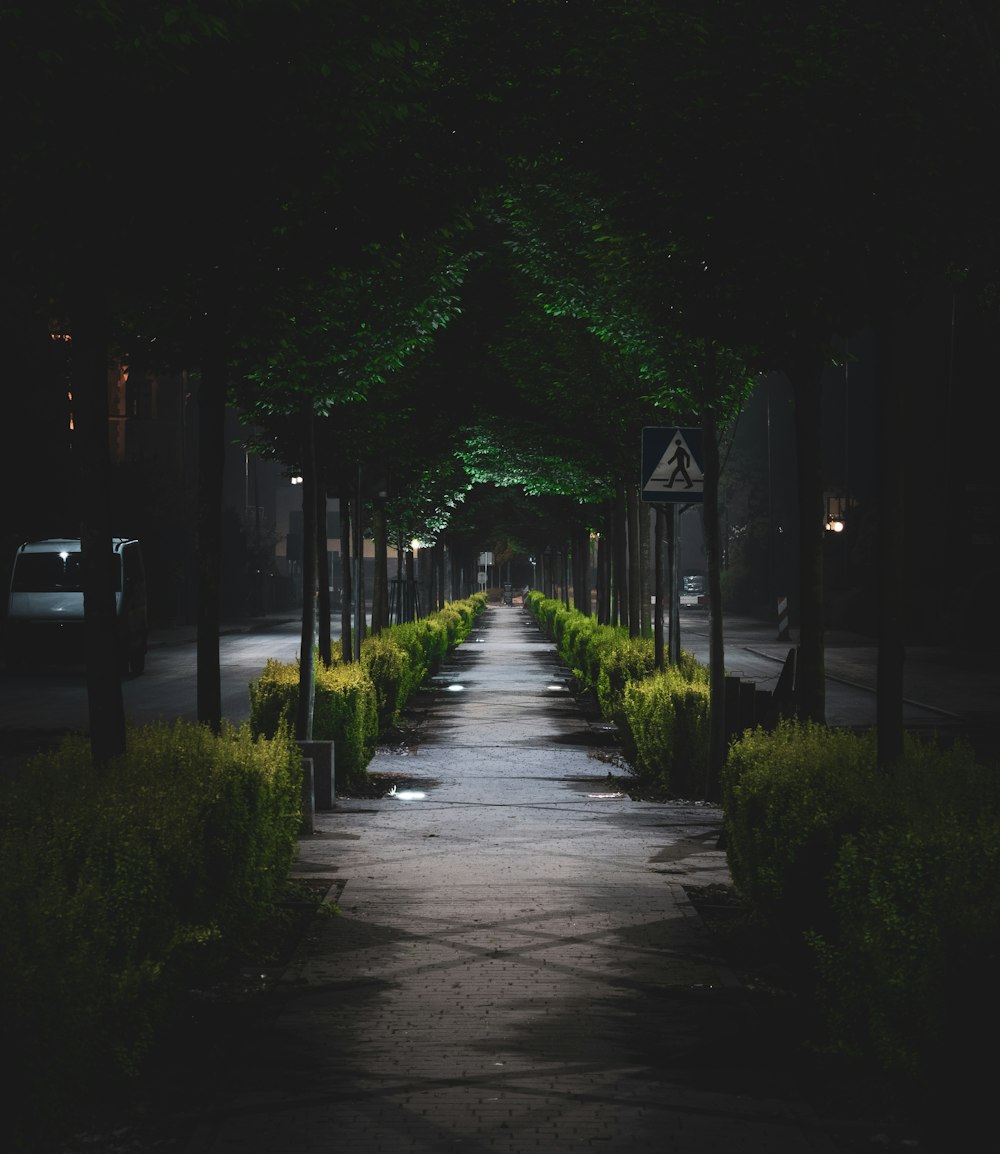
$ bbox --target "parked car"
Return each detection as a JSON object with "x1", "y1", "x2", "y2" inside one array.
[{"x1": 5, "y1": 537, "x2": 148, "y2": 674}]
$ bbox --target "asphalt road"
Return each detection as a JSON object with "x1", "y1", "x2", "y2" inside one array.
[
  {"x1": 0, "y1": 618, "x2": 305, "y2": 774},
  {"x1": 3, "y1": 607, "x2": 997, "y2": 775}
]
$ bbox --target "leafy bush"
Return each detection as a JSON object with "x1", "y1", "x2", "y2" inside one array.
[
  {"x1": 809, "y1": 741, "x2": 1000, "y2": 1078},
  {"x1": 623, "y1": 663, "x2": 710, "y2": 794},
  {"x1": 360, "y1": 631, "x2": 407, "y2": 733},
  {"x1": 249, "y1": 596, "x2": 486, "y2": 780},
  {"x1": 722, "y1": 720, "x2": 889, "y2": 934},
  {"x1": 595, "y1": 634, "x2": 656, "y2": 727},
  {"x1": 250, "y1": 657, "x2": 378, "y2": 788},
  {"x1": 0, "y1": 721, "x2": 300, "y2": 1146}
]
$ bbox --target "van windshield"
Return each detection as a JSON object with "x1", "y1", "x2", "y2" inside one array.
[{"x1": 11, "y1": 553, "x2": 121, "y2": 592}]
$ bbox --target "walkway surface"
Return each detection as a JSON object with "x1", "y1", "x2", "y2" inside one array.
[{"x1": 176, "y1": 607, "x2": 908, "y2": 1154}]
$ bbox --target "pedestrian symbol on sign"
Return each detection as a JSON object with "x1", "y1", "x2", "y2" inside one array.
[{"x1": 665, "y1": 438, "x2": 694, "y2": 489}]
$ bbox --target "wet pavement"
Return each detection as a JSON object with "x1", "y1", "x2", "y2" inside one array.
[
  {"x1": 170, "y1": 606, "x2": 961, "y2": 1154},
  {"x1": 678, "y1": 610, "x2": 1000, "y2": 762}
]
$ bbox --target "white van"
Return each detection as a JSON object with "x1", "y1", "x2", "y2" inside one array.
[{"x1": 5, "y1": 538, "x2": 148, "y2": 674}]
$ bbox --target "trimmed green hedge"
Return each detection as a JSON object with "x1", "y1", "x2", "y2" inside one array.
[
  {"x1": 249, "y1": 656, "x2": 379, "y2": 789},
  {"x1": 0, "y1": 721, "x2": 301, "y2": 1148},
  {"x1": 248, "y1": 594, "x2": 487, "y2": 788},
  {"x1": 623, "y1": 664, "x2": 710, "y2": 796},
  {"x1": 524, "y1": 593, "x2": 710, "y2": 792},
  {"x1": 723, "y1": 720, "x2": 1000, "y2": 1083},
  {"x1": 722, "y1": 720, "x2": 887, "y2": 935}
]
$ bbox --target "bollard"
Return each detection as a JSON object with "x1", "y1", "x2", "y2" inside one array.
[
  {"x1": 776, "y1": 594, "x2": 789, "y2": 640},
  {"x1": 298, "y1": 740, "x2": 335, "y2": 810},
  {"x1": 300, "y1": 757, "x2": 315, "y2": 836}
]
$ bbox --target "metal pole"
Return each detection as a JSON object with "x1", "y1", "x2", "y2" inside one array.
[
  {"x1": 353, "y1": 464, "x2": 362, "y2": 662},
  {"x1": 669, "y1": 503, "x2": 681, "y2": 665}
]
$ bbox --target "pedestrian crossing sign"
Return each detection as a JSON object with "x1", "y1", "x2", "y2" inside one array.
[{"x1": 641, "y1": 427, "x2": 705, "y2": 503}]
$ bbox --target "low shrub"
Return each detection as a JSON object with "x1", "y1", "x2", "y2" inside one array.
[
  {"x1": 249, "y1": 596, "x2": 486, "y2": 783},
  {"x1": 250, "y1": 657, "x2": 378, "y2": 789},
  {"x1": 809, "y1": 741, "x2": 1000, "y2": 1080},
  {"x1": 623, "y1": 663, "x2": 710, "y2": 795},
  {"x1": 723, "y1": 721, "x2": 1000, "y2": 1091},
  {"x1": 0, "y1": 720, "x2": 300, "y2": 1148},
  {"x1": 721, "y1": 720, "x2": 888, "y2": 935},
  {"x1": 360, "y1": 632, "x2": 407, "y2": 733},
  {"x1": 595, "y1": 634, "x2": 656, "y2": 727}
]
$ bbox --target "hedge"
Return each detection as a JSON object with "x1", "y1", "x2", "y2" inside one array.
[{"x1": 0, "y1": 720, "x2": 301, "y2": 1148}]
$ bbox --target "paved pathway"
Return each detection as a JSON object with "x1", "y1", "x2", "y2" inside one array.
[{"x1": 182, "y1": 608, "x2": 861, "y2": 1153}]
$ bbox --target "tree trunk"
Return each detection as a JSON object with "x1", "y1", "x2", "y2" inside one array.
[
  {"x1": 639, "y1": 496, "x2": 651, "y2": 637},
  {"x1": 195, "y1": 338, "x2": 227, "y2": 733},
  {"x1": 573, "y1": 524, "x2": 591, "y2": 615},
  {"x1": 597, "y1": 511, "x2": 611, "y2": 624},
  {"x1": 667, "y1": 503, "x2": 681, "y2": 665},
  {"x1": 702, "y1": 361, "x2": 726, "y2": 801},
  {"x1": 296, "y1": 408, "x2": 317, "y2": 740},
  {"x1": 875, "y1": 319, "x2": 905, "y2": 767},
  {"x1": 353, "y1": 480, "x2": 365, "y2": 657},
  {"x1": 654, "y1": 506, "x2": 665, "y2": 670},
  {"x1": 371, "y1": 495, "x2": 388, "y2": 633},
  {"x1": 626, "y1": 481, "x2": 641, "y2": 637},
  {"x1": 74, "y1": 283, "x2": 126, "y2": 763},
  {"x1": 613, "y1": 482, "x2": 628, "y2": 628},
  {"x1": 405, "y1": 543, "x2": 416, "y2": 617},
  {"x1": 339, "y1": 494, "x2": 352, "y2": 662},
  {"x1": 434, "y1": 539, "x2": 446, "y2": 610},
  {"x1": 316, "y1": 463, "x2": 331, "y2": 667},
  {"x1": 790, "y1": 352, "x2": 827, "y2": 723}
]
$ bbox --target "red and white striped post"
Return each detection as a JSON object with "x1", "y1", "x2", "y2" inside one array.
[{"x1": 776, "y1": 594, "x2": 789, "y2": 641}]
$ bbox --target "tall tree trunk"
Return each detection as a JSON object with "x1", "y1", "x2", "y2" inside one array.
[
  {"x1": 426, "y1": 543, "x2": 437, "y2": 612},
  {"x1": 654, "y1": 506, "x2": 665, "y2": 670},
  {"x1": 639, "y1": 497, "x2": 651, "y2": 637},
  {"x1": 573, "y1": 524, "x2": 591, "y2": 615},
  {"x1": 339, "y1": 494, "x2": 352, "y2": 662},
  {"x1": 353, "y1": 480, "x2": 365, "y2": 656},
  {"x1": 875, "y1": 318, "x2": 905, "y2": 767},
  {"x1": 195, "y1": 336, "x2": 227, "y2": 733},
  {"x1": 562, "y1": 539, "x2": 571, "y2": 609},
  {"x1": 74, "y1": 283, "x2": 126, "y2": 763},
  {"x1": 405, "y1": 543, "x2": 416, "y2": 618},
  {"x1": 667, "y1": 503, "x2": 681, "y2": 665},
  {"x1": 296, "y1": 408, "x2": 317, "y2": 740},
  {"x1": 626, "y1": 481, "x2": 641, "y2": 637},
  {"x1": 597, "y1": 512, "x2": 611, "y2": 624},
  {"x1": 790, "y1": 350, "x2": 827, "y2": 723},
  {"x1": 613, "y1": 481, "x2": 628, "y2": 629},
  {"x1": 449, "y1": 537, "x2": 463, "y2": 602},
  {"x1": 702, "y1": 359, "x2": 726, "y2": 801},
  {"x1": 316, "y1": 462, "x2": 332, "y2": 667},
  {"x1": 371, "y1": 495, "x2": 388, "y2": 634},
  {"x1": 434, "y1": 539, "x2": 446, "y2": 610}
]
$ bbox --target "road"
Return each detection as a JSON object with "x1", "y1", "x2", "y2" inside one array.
[
  {"x1": 3, "y1": 607, "x2": 996, "y2": 774},
  {"x1": 0, "y1": 618, "x2": 305, "y2": 775}
]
